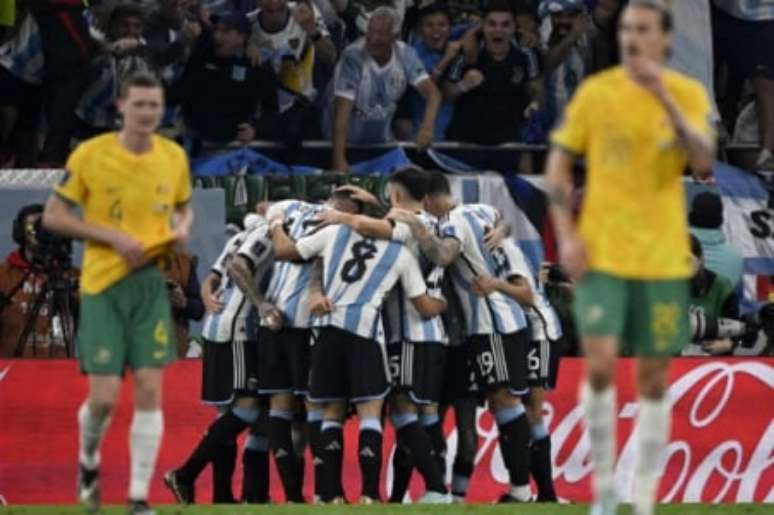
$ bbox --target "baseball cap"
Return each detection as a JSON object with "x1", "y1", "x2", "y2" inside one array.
[
  {"x1": 689, "y1": 192, "x2": 723, "y2": 229},
  {"x1": 211, "y1": 11, "x2": 251, "y2": 35}
]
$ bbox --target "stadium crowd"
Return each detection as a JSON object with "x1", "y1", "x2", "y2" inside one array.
[{"x1": 0, "y1": 0, "x2": 772, "y2": 170}]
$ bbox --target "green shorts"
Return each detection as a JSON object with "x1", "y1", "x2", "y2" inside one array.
[
  {"x1": 574, "y1": 271, "x2": 689, "y2": 356},
  {"x1": 77, "y1": 265, "x2": 175, "y2": 375}
]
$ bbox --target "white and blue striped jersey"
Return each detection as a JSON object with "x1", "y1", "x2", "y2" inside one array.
[
  {"x1": 296, "y1": 224, "x2": 428, "y2": 343},
  {"x1": 388, "y1": 215, "x2": 448, "y2": 344},
  {"x1": 440, "y1": 204, "x2": 528, "y2": 336},
  {"x1": 322, "y1": 38, "x2": 429, "y2": 144},
  {"x1": 0, "y1": 14, "x2": 44, "y2": 85},
  {"x1": 494, "y1": 239, "x2": 562, "y2": 342},
  {"x1": 202, "y1": 222, "x2": 272, "y2": 343},
  {"x1": 263, "y1": 200, "x2": 327, "y2": 328}
]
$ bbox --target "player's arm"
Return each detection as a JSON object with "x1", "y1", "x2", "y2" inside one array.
[
  {"x1": 172, "y1": 203, "x2": 194, "y2": 246},
  {"x1": 270, "y1": 221, "x2": 303, "y2": 261},
  {"x1": 316, "y1": 210, "x2": 394, "y2": 240},
  {"x1": 308, "y1": 257, "x2": 333, "y2": 316},
  {"x1": 43, "y1": 195, "x2": 146, "y2": 268},
  {"x1": 473, "y1": 273, "x2": 534, "y2": 306},
  {"x1": 414, "y1": 77, "x2": 441, "y2": 149},
  {"x1": 200, "y1": 271, "x2": 223, "y2": 313},
  {"x1": 228, "y1": 255, "x2": 278, "y2": 323},
  {"x1": 388, "y1": 208, "x2": 461, "y2": 266}
]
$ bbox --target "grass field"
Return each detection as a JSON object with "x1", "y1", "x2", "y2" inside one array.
[{"x1": 0, "y1": 505, "x2": 769, "y2": 515}]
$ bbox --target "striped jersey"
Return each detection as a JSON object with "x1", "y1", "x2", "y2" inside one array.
[
  {"x1": 493, "y1": 239, "x2": 562, "y2": 342},
  {"x1": 296, "y1": 224, "x2": 427, "y2": 343},
  {"x1": 202, "y1": 222, "x2": 272, "y2": 343},
  {"x1": 263, "y1": 200, "x2": 327, "y2": 328},
  {"x1": 714, "y1": 0, "x2": 774, "y2": 20},
  {"x1": 322, "y1": 38, "x2": 429, "y2": 144},
  {"x1": 388, "y1": 214, "x2": 448, "y2": 344},
  {"x1": 440, "y1": 204, "x2": 528, "y2": 336}
]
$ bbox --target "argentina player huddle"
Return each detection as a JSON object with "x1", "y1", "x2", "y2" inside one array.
[{"x1": 165, "y1": 168, "x2": 563, "y2": 506}]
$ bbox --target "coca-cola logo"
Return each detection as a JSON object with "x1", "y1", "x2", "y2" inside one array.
[{"x1": 427, "y1": 360, "x2": 774, "y2": 503}]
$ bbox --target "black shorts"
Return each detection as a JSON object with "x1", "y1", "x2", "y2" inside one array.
[
  {"x1": 201, "y1": 338, "x2": 258, "y2": 405},
  {"x1": 387, "y1": 341, "x2": 447, "y2": 404},
  {"x1": 308, "y1": 326, "x2": 391, "y2": 403},
  {"x1": 468, "y1": 330, "x2": 529, "y2": 396},
  {"x1": 441, "y1": 344, "x2": 479, "y2": 403},
  {"x1": 256, "y1": 327, "x2": 312, "y2": 395},
  {"x1": 527, "y1": 338, "x2": 561, "y2": 390},
  {"x1": 713, "y1": 5, "x2": 774, "y2": 78}
]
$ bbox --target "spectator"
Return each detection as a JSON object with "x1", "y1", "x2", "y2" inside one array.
[
  {"x1": 247, "y1": 0, "x2": 337, "y2": 142},
  {"x1": 538, "y1": 0, "x2": 598, "y2": 124},
  {"x1": 396, "y1": 3, "x2": 474, "y2": 141},
  {"x1": 143, "y1": 0, "x2": 202, "y2": 86},
  {"x1": 444, "y1": 0, "x2": 544, "y2": 145},
  {"x1": 163, "y1": 252, "x2": 205, "y2": 358},
  {"x1": 324, "y1": 6, "x2": 440, "y2": 171},
  {"x1": 713, "y1": 0, "x2": 774, "y2": 171},
  {"x1": 0, "y1": 204, "x2": 79, "y2": 358},
  {"x1": 170, "y1": 11, "x2": 280, "y2": 154},
  {"x1": 200, "y1": 0, "x2": 259, "y2": 16},
  {"x1": 75, "y1": 2, "x2": 151, "y2": 138},
  {"x1": 338, "y1": 0, "x2": 411, "y2": 39},
  {"x1": 248, "y1": 0, "x2": 337, "y2": 100},
  {"x1": 30, "y1": 0, "x2": 96, "y2": 166},
  {"x1": 688, "y1": 191, "x2": 744, "y2": 289},
  {"x1": 0, "y1": 4, "x2": 43, "y2": 167},
  {"x1": 685, "y1": 235, "x2": 740, "y2": 356}
]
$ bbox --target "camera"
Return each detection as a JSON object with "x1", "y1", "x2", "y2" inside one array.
[
  {"x1": 30, "y1": 218, "x2": 73, "y2": 269},
  {"x1": 689, "y1": 303, "x2": 774, "y2": 344},
  {"x1": 547, "y1": 264, "x2": 569, "y2": 284}
]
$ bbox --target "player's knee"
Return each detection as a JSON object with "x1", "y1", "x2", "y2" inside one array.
[
  {"x1": 389, "y1": 393, "x2": 416, "y2": 414},
  {"x1": 356, "y1": 399, "x2": 383, "y2": 419},
  {"x1": 133, "y1": 383, "x2": 162, "y2": 410},
  {"x1": 637, "y1": 357, "x2": 669, "y2": 400},
  {"x1": 487, "y1": 387, "x2": 520, "y2": 411},
  {"x1": 89, "y1": 398, "x2": 116, "y2": 418}
]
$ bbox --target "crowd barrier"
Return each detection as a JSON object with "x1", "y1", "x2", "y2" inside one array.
[{"x1": 1, "y1": 357, "x2": 771, "y2": 505}]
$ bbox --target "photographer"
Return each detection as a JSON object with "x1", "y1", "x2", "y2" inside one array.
[
  {"x1": 685, "y1": 235, "x2": 739, "y2": 356},
  {"x1": 0, "y1": 204, "x2": 79, "y2": 358},
  {"x1": 163, "y1": 251, "x2": 205, "y2": 358},
  {"x1": 538, "y1": 261, "x2": 579, "y2": 356}
]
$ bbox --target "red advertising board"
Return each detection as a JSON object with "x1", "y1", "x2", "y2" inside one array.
[{"x1": 0, "y1": 358, "x2": 772, "y2": 505}]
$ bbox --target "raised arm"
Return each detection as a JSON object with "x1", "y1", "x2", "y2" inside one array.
[
  {"x1": 317, "y1": 210, "x2": 394, "y2": 240},
  {"x1": 389, "y1": 208, "x2": 461, "y2": 266},
  {"x1": 228, "y1": 255, "x2": 279, "y2": 324}
]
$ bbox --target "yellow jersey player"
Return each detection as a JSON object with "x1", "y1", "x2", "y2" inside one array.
[
  {"x1": 43, "y1": 72, "x2": 193, "y2": 515},
  {"x1": 544, "y1": 1, "x2": 715, "y2": 515}
]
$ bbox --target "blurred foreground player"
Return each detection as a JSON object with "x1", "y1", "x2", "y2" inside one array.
[
  {"x1": 43, "y1": 72, "x2": 194, "y2": 515},
  {"x1": 545, "y1": 2, "x2": 715, "y2": 514}
]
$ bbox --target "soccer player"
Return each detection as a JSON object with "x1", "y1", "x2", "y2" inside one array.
[
  {"x1": 230, "y1": 191, "x2": 363, "y2": 503},
  {"x1": 474, "y1": 238, "x2": 563, "y2": 502},
  {"x1": 390, "y1": 171, "x2": 534, "y2": 504},
  {"x1": 42, "y1": 72, "x2": 194, "y2": 515},
  {"x1": 270, "y1": 215, "x2": 447, "y2": 503},
  {"x1": 315, "y1": 169, "x2": 451, "y2": 502},
  {"x1": 544, "y1": 2, "x2": 715, "y2": 514},
  {"x1": 165, "y1": 214, "x2": 276, "y2": 505}
]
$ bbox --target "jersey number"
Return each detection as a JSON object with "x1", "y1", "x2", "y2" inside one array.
[{"x1": 340, "y1": 239, "x2": 377, "y2": 283}]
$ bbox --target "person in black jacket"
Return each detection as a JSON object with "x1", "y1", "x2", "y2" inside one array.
[{"x1": 170, "y1": 11, "x2": 280, "y2": 155}]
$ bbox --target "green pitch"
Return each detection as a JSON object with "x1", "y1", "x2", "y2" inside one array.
[{"x1": 0, "y1": 505, "x2": 769, "y2": 515}]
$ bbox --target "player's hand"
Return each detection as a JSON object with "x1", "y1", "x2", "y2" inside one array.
[
  {"x1": 483, "y1": 224, "x2": 507, "y2": 251},
  {"x1": 171, "y1": 224, "x2": 191, "y2": 249},
  {"x1": 315, "y1": 209, "x2": 347, "y2": 227},
  {"x1": 386, "y1": 208, "x2": 422, "y2": 230},
  {"x1": 472, "y1": 274, "x2": 499, "y2": 297},
  {"x1": 259, "y1": 303, "x2": 284, "y2": 331},
  {"x1": 236, "y1": 122, "x2": 256, "y2": 144},
  {"x1": 538, "y1": 261, "x2": 552, "y2": 287},
  {"x1": 309, "y1": 293, "x2": 333, "y2": 316},
  {"x1": 335, "y1": 184, "x2": 380, "y2": 206},
  {"x1": 416, "y1": 124, "x2": 434, "y2": 150},
  {"x1": 204, "y1": 290, "x2": 223, "y2": 313},
  {"x1": 559, "y1": 235, "x2": 587, "y2": 281},
  {"x1": 628, "y1": 56, "x2": 666, "y2": 101},
  {"x1": 110, "y1": 232, "x2": 146, "y2": 269}
]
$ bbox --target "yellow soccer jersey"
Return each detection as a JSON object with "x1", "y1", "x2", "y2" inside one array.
[
  {"x1": 551, "y1": 66, "x2": 714, "y2": 280},
  {"x1": 55, "y1": 133, "x2": 192, "y2": 294}
]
